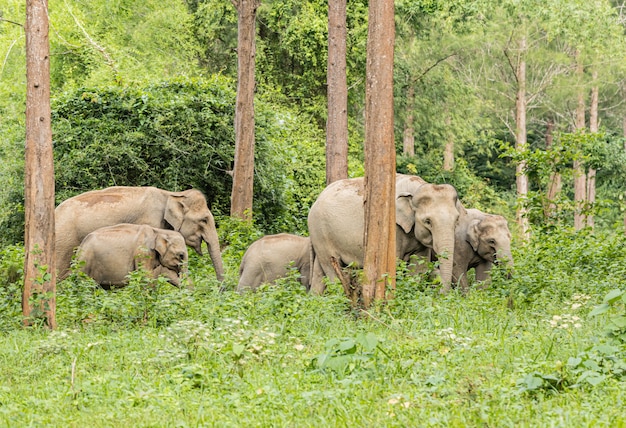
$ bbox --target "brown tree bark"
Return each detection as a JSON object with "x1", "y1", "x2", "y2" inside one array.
[
  {"x1": 402, "y1": 84, "x2": 415, "y2": 157},
  {"x1": 230, "y1": 0, "x2": 259, "y2": 220},
  {"x1": 362, "y1": 0, "x2": 396, "y2": 308},
  {"x1": 326, "y1": 0, "x2": 348, "y2": 185},
  {"x1": 586, "y1": 70, "x2": 599, "y2": 228},
  {"x1": 573, "y1": 52, "x2": 587, "y2": 230},
  {"x1": 515, "y1": 36, "x2": 530, "y2": 240},
  {"x1": 545, "y1": 119, "x2": 561, "y2": 219},
  {"x1": 23, "y1": 0, "x2": 56, "y2": 329}
]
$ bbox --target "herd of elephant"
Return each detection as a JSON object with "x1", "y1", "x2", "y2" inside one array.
[{"x1": 55, "y1": 174, "x2": 513, "y2": 294}]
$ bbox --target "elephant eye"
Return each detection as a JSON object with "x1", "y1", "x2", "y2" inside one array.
[
  {"x1": 488, "y1": 239, "x2": 496, "y2": 246},
  {"x1": 423, "y1": 218, "x2": 431, "y2": 226},
  {"x1": 177, "y1": 253, "x2": 185, "y2": 261}
]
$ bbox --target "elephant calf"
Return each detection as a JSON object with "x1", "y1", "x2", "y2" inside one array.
[
  {"x1": 77, "y1": 224, "x2": 189, "y2": 287},
  {"x1": 451, "y1": 208, "x2": 513, "y2": 291},
  {"x1": 237, "y1": 234, "x2": 311, "y2": 292}
]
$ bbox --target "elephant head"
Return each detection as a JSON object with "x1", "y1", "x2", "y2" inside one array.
[
  {"x1": 396, "y1": 176, "x2": 465, "y2": 292},
  {"x1": 154, "y1": 230, "x2": 189, "y2": 275},
  {"x1": 466, "y1": 209, "x2": 513, "y2": 268},
  {"x1": 164, "y1": 189, "x2": 224, "y2": 281}
]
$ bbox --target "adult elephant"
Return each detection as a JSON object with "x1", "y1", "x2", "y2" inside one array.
[
  {"x1": 449, "y1": 208, "x2": 513, "y2": 291},
  {"x1": 308, "y1": 174, "x2": 465, "y2": 294},
  {"x1": 237, "y1": 234, "x2": 311, "y2": 292},
  {"x1": 77, "y1": 224, "x2": 189, "y2": 288},
  {"x1": 55, "y1": 186, "x2": 224, "y2": 281}
]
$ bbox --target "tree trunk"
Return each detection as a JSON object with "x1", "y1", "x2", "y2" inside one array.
[
  {"x1": 326, "y1": 0, "x2": 348, "y2": 185},
  {"x1": 515, "y1": 36, "x2": 530, "y2": 240},
  {"x1": 362, "y1": 0, "x2": 396, "y2": 308},
  {"x1": 230, "y1": 0, "x2": 259, "y2": 220},
  {"x1": 545, "y1": 119, "x2": 561, "y2": 219},
  {"x1": 586, "y1": 71, "x2": 599, "y2": 228},
  {"x1": 443, "y1": 113, "x2": 454, "y2": 171},
  {"x1": 402, "y1": 84, "x2": 415, "y2": 157},
  {"x1": 23, "y1": 0, "x2": 56, "y2": 329},
  {"x1": 573, "y1": 52, "x2": 587, "y2": 230}
]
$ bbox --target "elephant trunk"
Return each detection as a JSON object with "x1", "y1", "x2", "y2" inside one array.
[
  {"x1": 203, "y1": 228, "x2": 225, "y2": 282},
  {"x1": 433, "y1": 234, "x2": 455, "y2": 293}
]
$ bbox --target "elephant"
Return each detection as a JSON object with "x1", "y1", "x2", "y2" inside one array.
[
  {"x1": 307, "y1": 174, "x2": 465, "y2": 294},
  {"x1": 77, "y1": 224, "x2": 189, "y2": 287},
  {"x1": 55, "y1": 186, "x2": 224, "y2": 282},
  {"x1": 448, "y1": 208, "x2": 514, "y2": 291},
  {"x1": 237, "y1": 233, "x2": 312, "y2": 292}
]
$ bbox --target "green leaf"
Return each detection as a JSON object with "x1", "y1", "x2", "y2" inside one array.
[
  {"x1": 589, "y1": 303, "x2": 610, "y2": 317},
  {"x1": 567, "y1": 357, "x2": 582, "y2": 368},
  {"x1": 358, "y1": 332, "x2": 379, "y2": 353},
  {"x1": 232, "y1": 343, "x2": 245, "y2": 357},
  {"x1": 609, "y1": 316, "x2": 626, "y2": 329},
  {"x1": 603, "y1": 289, "x2": 624, "y2": 304},
  {"x1": 339, "y1": 339, "x2": 357, "y2": 354}
]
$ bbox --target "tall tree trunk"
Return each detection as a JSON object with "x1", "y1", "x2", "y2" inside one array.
[
  {"x1": 443, "y1": 113, "x2": 454, "y2": 171},
  {"x1": 545, "y1": 119, "x2": 561, "y2": 219},
  {"x1": 515, "y1": 36, "x2": 530, "y2": 240},
  {"x1": 573, "y1": 52, "x2": 587, "y2": 230},
  {"x1": 403, "y1": 84, "x2": 415, "y2": 157},
  {"x1": 586, "y1": 70, "x2": 599, "y2": 228},
  {"x1": 363, "y1": 0, "x2": 396, "y2": 308},
  {"x1": 326, "y1": 0, "x2": 348, "y2": 185},
  {"x1": 230, "y1": 0, "x2": 259, "y2": 220},
  {"x1": 23, "y1": 0, "x2": 56, "y2": 329}
]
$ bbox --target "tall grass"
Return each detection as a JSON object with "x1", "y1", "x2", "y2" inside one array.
[{"x1": 1, "y1": 228, "x2": 625, "y2": 426}]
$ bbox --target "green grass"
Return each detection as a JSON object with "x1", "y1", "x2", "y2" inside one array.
[{"x1": 1, "y1": 229, "x2": 626, "y2": 427}]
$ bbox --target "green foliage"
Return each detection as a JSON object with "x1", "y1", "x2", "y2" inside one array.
[
  {"x1": 49, "y1": 77, "x2": 325, "y2": 239},
  {"x1": 0, "y1": 245, "x2": 24, "y2": 332}
]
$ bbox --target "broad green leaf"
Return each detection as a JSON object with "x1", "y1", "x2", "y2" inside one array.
[
  {"x1": 589, "y1": 303, "x2": 610, "y2": 317},
  {"x1": 232, "y1": 343, "x2": 245, "y2": 357},
  {"x1": 358, "y1": 332, "x2": 379, "y2": 352},
  {"x1": 567, "y1": 357, "x2": 582, "y2": 368},
  {"x1": 603, "y1": 289, "x2": 623, "y2": 304}
]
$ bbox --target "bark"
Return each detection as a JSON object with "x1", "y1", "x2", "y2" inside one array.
[
  {"x1": 326, "y1": 0, "x2": 348, "y2": 185},
  {"x1": 230, "y1": 0, "x2": 259, "y2": 220},
  {"x1": 402, "y1": 84, "x2": 415, "y2": 157},
  {"x1": 545, "y1": 119, "x2": 561, "y2": 219},
  {"x1": 586, "y1": 71, "x2": 599, "y2": 228},
  {"x1": 515, "y1": 36, "x2": 530, "y2": 240},
  {"x1": 443, "y1": 114, "x2": 454, "y2": 171},
  {"x1": 573, "y1": 52, "x2": 587, "y2": 230},
  {"x1": 362, "y1": 0, "x2": 396, "y2": 308},
  {"x1": 23, "y1": 0, "x2": 56, "y2": 329}
]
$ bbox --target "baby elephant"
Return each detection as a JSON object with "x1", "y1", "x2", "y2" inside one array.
[
  {"x1": 77, "y1": 224, "x2": 189, "y2": 287},
  {"x1": 237, "y1": 234, "x2": 311, "y2": 292},
  {"x1": 452, "y1": 208, "x2": 513, "y2": 291}
]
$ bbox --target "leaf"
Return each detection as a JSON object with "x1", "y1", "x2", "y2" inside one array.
[
  {"x1": 589, "y1": 303, "x2": 610, "y2": 317},
  {"x1": 232, "y1": 343, "x2": 245, "y2": 357},
  {"x1": 567, "y1": 357, "x2": 582, "y2": 368},
  {"x1": 358, "y1": 332, "x2": 379, "y2": 353},
  {"x1": 603, "y1": 289, "x2": 624, "y2": 304},
  {"x1": 593, "y1": 344, "x2": 619, "y2": 355},
  {"x1": 609, "y1": 316, "x2": 626, "y2": 329},
  {"x1": 338, "y1": 339, "x2": 357, "y2": 354}
]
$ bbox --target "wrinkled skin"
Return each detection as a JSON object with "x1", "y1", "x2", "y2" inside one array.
[
  {"x1": 308, "y1": 174, "x2": 465, "y2": 294},
  {"x1": 77, "y1": 224, "x2": 189, "y2": 287},
  {"x1": 56, "y1": 186, "x2": 224, "y2": 281},
  {"x1": 449, "y1": 208, "x2": 513, "y2": 291},
  {"x1": 237, "y1": 234, "x2": 311, "y2": 292}
]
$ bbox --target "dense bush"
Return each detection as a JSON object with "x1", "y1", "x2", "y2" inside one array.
[{"x1": 51, "y1": 76, "x2": 326, "y2": 236}]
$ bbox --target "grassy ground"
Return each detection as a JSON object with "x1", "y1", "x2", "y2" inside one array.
[{"x1": 1, "y1": 228, "x2": 626, "y2": 427}]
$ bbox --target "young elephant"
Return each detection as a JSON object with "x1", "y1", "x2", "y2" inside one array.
[
  {"x1": 77, "y1": 224, "x2": 189, "y2": 288},
  {"x1": 451, "y1": 208, "x2": 513, "y2": 291},
  {"x1": 237, "y1": 234, "x2": 311, "y2": 292}
]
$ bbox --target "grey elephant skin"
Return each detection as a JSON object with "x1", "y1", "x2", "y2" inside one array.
[
  {"x1": 237, "y1": 234, "x2": 311, "y2": 292},
  {"x1": 77, "y1": 224, "x2": 189, "y2": 287},
  {"x1": 450, "y1": 208, "x2": 513, "y2": 291},
  {"x1": 55, "y1": 186, "x2": 224, "y2": 281},
  {"x1": 307, "y1": 174, "x2": 465, "y2": 294}
]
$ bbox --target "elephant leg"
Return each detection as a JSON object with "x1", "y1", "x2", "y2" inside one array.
[
  {"x1": 474, "y1": 261, "x2": 492, "y2": 289},
  {"x1": 310, "y1": 255, "x2": 332, "y2": 295}
]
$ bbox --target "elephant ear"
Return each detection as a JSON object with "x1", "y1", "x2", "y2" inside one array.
[
  {"x1": 396, "y1": 192, "x2": 415, "y2": 234},
  {"x1": 467, "y1": 219, "x2": 482, "y2": 252},
  {"x1": 155, "y1": 234, "x2": 169, "y2": 258},
  {"x1": 164, "y1": 195, "x2": 188, "y2": 231}
]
